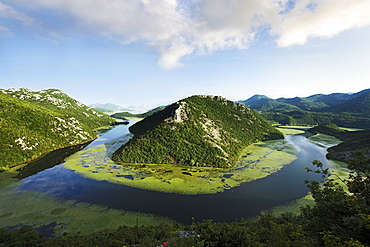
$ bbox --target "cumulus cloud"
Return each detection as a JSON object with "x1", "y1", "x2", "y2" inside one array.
[
  {"x1": 2, "y1": 0, "x2": 370, "y2": 69},
  {"x1": 275, "y1": 0, "x2": 370, "y2": 47}
]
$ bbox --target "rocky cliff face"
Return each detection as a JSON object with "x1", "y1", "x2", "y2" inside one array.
[{"x1": 113, "y1": 95, "x2": 283, "y2": 168}]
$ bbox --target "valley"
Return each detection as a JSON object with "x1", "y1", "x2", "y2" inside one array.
[
  {"x1": 0, "y1": 122, "x2": 342, "y2": 234},
  {"x1": 0, "y1": 87, "x2": 369, "y2": 245}
]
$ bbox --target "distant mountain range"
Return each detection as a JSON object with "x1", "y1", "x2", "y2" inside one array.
[
  {"x1": 0, "y1": 88, "x2": 114, "y2": 168},
  {"x1": 238, "y1": 88, "x2": 370, "y2": 114},
  {"x1": 111, "y1": 106, "x2": 166, "y2": 119},
  {"x1": 237, "y1": 88, "x2": 370, "y2": 128},
  {"x1": 89, "y1": 103, "x2": 150, "y2": 114},
  {"x1": 112, "y1": 95, "x2": 283, "y2": 168}
]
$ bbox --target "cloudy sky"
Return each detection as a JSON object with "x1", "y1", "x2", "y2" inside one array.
[{"x1": 1, "y1": 0, "x2": 370, "y2": 109}]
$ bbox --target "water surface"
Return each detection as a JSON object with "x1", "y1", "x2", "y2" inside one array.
[{"x1": 17, "y1": 123, "x2": 334, "y2": 224}]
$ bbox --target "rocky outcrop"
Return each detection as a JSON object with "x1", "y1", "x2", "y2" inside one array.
[{"x1": 113, "y1": 95, "x2": 283, "y2": 168}]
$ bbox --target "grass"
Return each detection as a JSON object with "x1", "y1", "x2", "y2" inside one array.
[
  {"x1": 277, "y1": 126, "x2": 308, "y2": 135},
  {"x1": 0, "y1": 180, "x2": 175, "y2": 237},
  {"x1": 0, "y1": 155, "x2": 176, "y2": 237},
  {"x1": 64, "y1": 137, "x2": 297, "y2": 195},
  {"x1": 328, "y1": 160, "x2": 351, "y2": 190},
  {"x1": 308, "y1": 133, "x2": 342, "y2": 148},
  {"x1": 260, "y1": 193, "x2": 315, "y2": 217}
]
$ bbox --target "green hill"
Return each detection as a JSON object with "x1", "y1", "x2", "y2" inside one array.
[
  {"x1": 307, "y1": 123, "x2": 345, "y2": 136},
  {"x1": 111, "y1": 106, "x2": 166, "y2": 120},
  {"x1": 112, "y1": 95, "x2": 283, "y2": 168},
  {"x1": 88, "y1": 103, "x2": 130, "y2": 113},
  {"x1": 328, "y1": 90, "x2": 370, "y2": 117},
  {"x1": 0, "y1": 88, "x2": 115, "y2": 169}
]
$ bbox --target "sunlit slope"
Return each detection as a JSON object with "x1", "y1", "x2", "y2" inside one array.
[
  {"x1": 0, "y1": 88, "x2": 114, "y2": 168},
  {"x1": 113, "y1": 95, "x2": 283, "y2": 168}
]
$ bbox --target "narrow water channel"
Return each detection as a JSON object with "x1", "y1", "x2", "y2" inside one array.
[{"x1": 16, "y1": 123, "x2": 332, "y2": 224}]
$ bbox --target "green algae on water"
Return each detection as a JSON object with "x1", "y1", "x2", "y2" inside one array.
[
  {"x1": 63, "y1": 137, "x2": 297, "y2": 195},
  {"x1": 0, "y1": 185, "x2": 175, "y2": 237}
]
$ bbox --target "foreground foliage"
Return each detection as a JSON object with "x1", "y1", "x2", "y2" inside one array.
[
  {"x1": 0, "y1": 88, "x2": 114, "y2": 168},
  {"x1": 113, "y1": 95, "x2": 283, "y2": 168}
]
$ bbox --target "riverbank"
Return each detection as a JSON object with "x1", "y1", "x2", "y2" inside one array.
[
  {"x1": 64, "y1": 136, "x2": 297, "y2": 195},
  {"x1": 0, "y1": 124, "x2": 347, "y2": 237}
]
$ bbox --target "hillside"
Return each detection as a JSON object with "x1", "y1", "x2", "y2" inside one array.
[
  {"x1": 112, "y1": 95, "x2": 283, "y2": 168},
  {"x1": 307, "y1": 123, "x2": 345, "y2": 136},
  {"x1": 111, "y1": 106, "x2": 166, "y2": 120},
  {"x1": 88, "y1": 103, "x2": 130, "y2": 113},
  {"x1": 237, "y1": 95, "x2": 300, "y2": 112},
  {"x1": 328, "y1": 90, "x2": 370, "y2": 117},
  {"x1": 306, "y1": 123, "x2": 370, "y2": 162},
  {"x1": 0, "y1": 88, "x2": 115, "y2": 168},
  {"x1": 239, "y1": 88, "x2": 370, "y2": 128}
]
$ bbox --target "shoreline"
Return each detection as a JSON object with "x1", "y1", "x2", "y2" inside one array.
[{"x1": 14, "y1": 140, "x2": 94, "y2": 179}]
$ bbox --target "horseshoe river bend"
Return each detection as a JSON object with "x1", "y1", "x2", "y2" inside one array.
[{"x1": 0, "y1": 121, "x2": 349, "y2": 236}]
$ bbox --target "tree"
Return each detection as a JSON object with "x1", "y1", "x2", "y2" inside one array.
[{"x1": 301, "y1": 154, "x2": 370, "y2": 245}]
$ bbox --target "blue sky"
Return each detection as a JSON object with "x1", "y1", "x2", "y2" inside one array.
[{"x1": 1, "y1": 0, "x2": 370, "y2": 110}]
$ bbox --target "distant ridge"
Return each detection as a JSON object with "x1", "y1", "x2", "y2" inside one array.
[
  {"x1": 89, "y1": 103, "x2": 150, "y2": 114},
  {"x1": 238, "y1": 88, "x2": 370, "y2": 128}
]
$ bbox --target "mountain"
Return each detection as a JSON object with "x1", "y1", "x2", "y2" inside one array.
[
  {"x1": 88, "y1": 103, "x2": 130, "y2": 113},
  {"x1": 237, "y1": 95, "x2": 299, "y2": 112},
  {"x1": 112, "y1": 95, "x2": 283, "y2": 168},
  {"x1": 111, "y1": 106, "x2": 166, "y2": 120},
  {"x1": 239, "y1": 88, "x2": 370, "y2": 128},
  {"x1": 0, "y1": 88, "x2": 115, "y2": 168},
  {"x1": 328, "y1": 89, "x2": 370, "y2": 117},
  {"x1": 89, "y1": 103, "x2": 151, "y2": 114},
  {"x1": 240, "y1": 90, "x2": 367, "y2": 112}
]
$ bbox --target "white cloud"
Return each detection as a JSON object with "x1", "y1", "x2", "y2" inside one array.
[
  {"x1": 157, "y1": 39, "x2": 194, "y2": 71},
  {"x1": 0, "y1": 2, "x2": 34, "y2": 25},
  {"x1": 276, "y1": 0, "x2": 370, "y2": 47},
  {"x1": 3, "y1": 0, "x2": 370, "y2": 69}
]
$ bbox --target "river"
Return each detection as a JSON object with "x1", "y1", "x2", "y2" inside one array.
[{"x1": 15, "y1": 122, "x2": 335, "y2": 224}]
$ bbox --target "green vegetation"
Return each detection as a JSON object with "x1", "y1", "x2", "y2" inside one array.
[
  {"x1": 239, "y1": 88, "x2": 370, "y2": 128},
  {"x1": 306, "y1": 123, "x2": 370, "y2": 163},
  {"x1": 113, "y1": 95, "x2": 283, "y2": 168},
  {"x1": 64, "y1": 137, "x2": 296, "y2": 194},
  {"x1": 0, "y1": 88, "x2": 115, "y2": 169},
  {"x1": 260, "y1": 110, "x2": 370, "y2": 128},
  {"x1": 2, "y1": 154, "x2": 370, "y2": 246},
  {"x1": 0, "y1": 183, "x2": 175, "y2": 239},
  {"x1": 111, "y1": 106, "x2": 166, "y2": 120},
  {"x1": 308, "y1": 122, "x2": 345, "y2": 136}
]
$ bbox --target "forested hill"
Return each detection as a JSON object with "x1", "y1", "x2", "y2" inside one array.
[
  {"x1": 111, "y1": 106, "x2": 166, "y2": 120},
  {"x1": 0, "y1": 88, "x2": 115, "y2": 169},
  {"x1": 112, "y1": 95, "x2": 283, "y2": 168},
  {"x1": 238, "y1": 88, "x2": 370, "y2": 128},
  {"x1": 239, "y1": 88, "x2": 370, "y2": 114}
]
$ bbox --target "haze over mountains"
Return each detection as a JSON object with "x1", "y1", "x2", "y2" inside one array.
[{"x1": 89, "y1": 103, "x2": 151, "y2": 114}]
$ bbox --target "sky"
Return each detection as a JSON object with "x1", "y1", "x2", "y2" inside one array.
[{"x1": 1, "y1": 0, "x2": 370, "y2": 110}]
